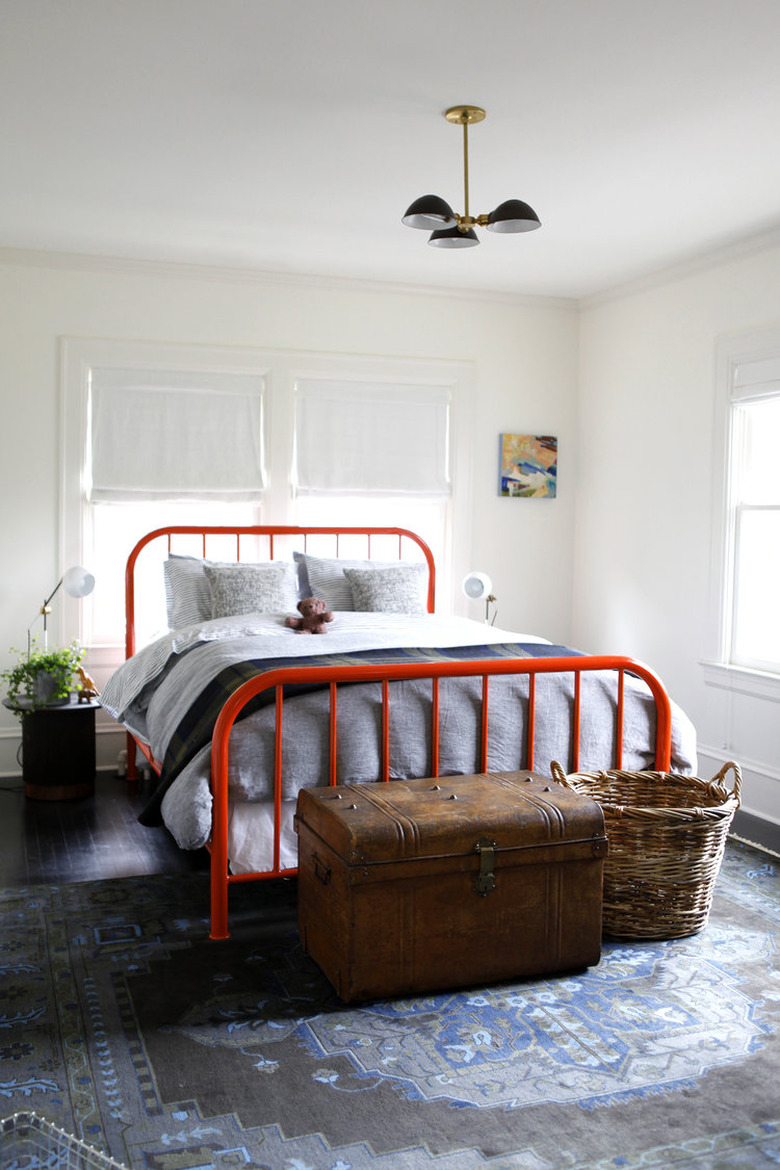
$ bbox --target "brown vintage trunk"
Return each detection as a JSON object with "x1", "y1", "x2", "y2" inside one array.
[{"x1": 295, "y1": 771, "x2": 607, "y2": 1003}]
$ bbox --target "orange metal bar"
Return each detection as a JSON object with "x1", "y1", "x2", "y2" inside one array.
[
  {"x1": 123, "y1": 732, "x2": 163, "y2": 785},
  {"x1": 431, "y1": 678, "x2": 440, "y2": 777},
  {"x1": 210, "y1": 704, "x2": 231, "y2": 940},
  {"x1": 616, "y1": 668, "x2": 625, "y2": 769},
  {"x1": 328, "y1": 682, "x2": 338, "y2": 786},
  {"x1": 479, "y1": 675, "x2": 489, "y2": 773},
  {"x1": 527, "y1": 673, "x2": 536, "y2": 771},
  {"x1": 572, "y1": 672, "x2": 581, "y2": 772},
  {"x1": 381, "y1": 679, "x2": 390, "y2": 781},
  {"x1": 273, "y1": 685, "x2": 283, "y2": 874}
]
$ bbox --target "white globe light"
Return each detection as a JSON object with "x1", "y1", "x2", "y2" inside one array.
[
  {"x1": 462, "y1": 571, "x2": 492, "y2": 602},
  {"x1": 62, "y1": 565, "x2": 95, "y2": 599}
]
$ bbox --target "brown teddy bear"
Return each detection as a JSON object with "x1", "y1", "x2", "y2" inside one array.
[{"x1": 285, "y1": 596, "x2": 334, "y2": 634}]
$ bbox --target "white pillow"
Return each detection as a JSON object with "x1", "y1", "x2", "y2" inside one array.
[
  {"x1": 343, "y1": 564, "x2": 428, "y2": 614},
  {"x1": 293, "y1": 552, "x2": 423, "y2": 611},
  {"x1": 204, "y1": 562, "x2": 299, "y2": 618}
]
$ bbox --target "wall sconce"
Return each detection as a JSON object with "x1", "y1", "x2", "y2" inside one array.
[
  {"x1": 28, "y1": 565, "x2": 95, "y2": 656},
  {"x1": 462, "y1": 571, "x2": 496, "y2": 624}
]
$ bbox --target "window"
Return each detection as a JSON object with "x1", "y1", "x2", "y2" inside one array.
[
  {"x1": 62, "y1": 340, "x2": 473, "y2": 658},
  {"x1": 710, "y1": 331, "x2": 780, "y2": 681},
  {"x1": 291, "y1": 377, "x2": 454, "y2": 587},
  {"x1": 727, "y1": 391, "x2": 780, "y2": 671}
]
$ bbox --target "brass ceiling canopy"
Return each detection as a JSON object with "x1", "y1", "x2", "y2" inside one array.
[
  {"x1": 402, "y1": 105, "x2": 541, "y2": 249},
  {"x1": 444, "y1": 105, "x2": 486, "y2": 125}
]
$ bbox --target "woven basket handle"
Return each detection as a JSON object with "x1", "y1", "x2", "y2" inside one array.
[
  {"x1": 709, "y1": 760, "x2": 742, "y2": 805},
  {"x1": 551, "y1": 760, "x2": 582, "y2": 789}
]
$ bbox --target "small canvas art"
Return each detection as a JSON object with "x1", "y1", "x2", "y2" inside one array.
[{"x1": 499, "y1": 434, "x2": 558, "y2": 498}]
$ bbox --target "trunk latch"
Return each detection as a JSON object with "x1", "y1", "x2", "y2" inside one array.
[{"x1": 474, "y1": 837, "x2": 497, "y2": 896}]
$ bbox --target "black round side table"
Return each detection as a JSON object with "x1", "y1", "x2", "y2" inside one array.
[{"x1": 3, "y1": 696, "x2": 99, "y2": 800}]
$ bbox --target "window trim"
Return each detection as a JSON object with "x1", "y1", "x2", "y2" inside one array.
[
  {"x1": 701, "y1": 659, "x2": 780, "y2": 703},
  {"x1": 706, "y1": 326, "x2": 780, "y2": 685}
]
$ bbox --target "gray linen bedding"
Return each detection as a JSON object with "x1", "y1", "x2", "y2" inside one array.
[{"x1": 100, "y1": 613, "x2": 697, "y2": 872}]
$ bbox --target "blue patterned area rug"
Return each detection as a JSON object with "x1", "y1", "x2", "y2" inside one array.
[{"x1": 2, "y1": 840, "x2": 779, "y2": 1170}]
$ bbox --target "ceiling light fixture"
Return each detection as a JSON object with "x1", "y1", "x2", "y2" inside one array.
[{"x1": 402, "y1": 106, "x2": 541, "y2": 249}]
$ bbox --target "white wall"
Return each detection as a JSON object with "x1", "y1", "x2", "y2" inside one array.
[
  {"x1": 3, "y1": 245, "x2": 778, "y2": 831},
  {"x1": 576, "y1": 241, "x2": 780, "y2": 829},
  {"x1": 0, "y1": 252, "x2": 578, "y2": 776}
]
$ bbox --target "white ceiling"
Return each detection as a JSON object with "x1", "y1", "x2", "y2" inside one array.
[{"x1": 3, "y1": 0, "x2": 780, "y2": 300}]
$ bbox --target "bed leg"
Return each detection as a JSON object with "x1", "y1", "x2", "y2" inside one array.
[
  {"x1": 126, "y1": 731, "x2": 138, "y2": 783},
  {"x1": 210, "y1": 869, "x2": 230, "y2": 941}
]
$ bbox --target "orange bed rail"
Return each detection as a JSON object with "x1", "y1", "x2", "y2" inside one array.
[
  {"x1": 206, "y1": 653, "x2": 672, "y2": 940},
  {"x1": 120, "y1": 525, "x2": 673, "y2": 941},
  {"x1": 125, "y1": 524, "x2": 436, "y2": 660},
  {"x1": 123, "y1": 524, "x2": 436, "y2": 783}
]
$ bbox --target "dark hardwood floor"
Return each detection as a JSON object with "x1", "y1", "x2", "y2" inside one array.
[
  {"x1": 3, "y1": 766, "x2": 777, "y2": 890},
  {"x1": 0, "y1": 770, "x2": 209, "y2": 886}
]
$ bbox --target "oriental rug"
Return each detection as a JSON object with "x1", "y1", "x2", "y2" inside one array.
[{"x1": 1, "y1": 840, "x2": 779, "y2": 1170}]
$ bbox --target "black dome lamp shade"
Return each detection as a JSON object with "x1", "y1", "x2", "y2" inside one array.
[
  {"x1": 402, "y1": 106, "x2": 541, "y2": 248},
  {"x1": 401, "y1": 194, "x2": 457, "y2": 230},
  {"x1": 429, "y1": 225, "x2": 479, "y2": 248},
  {"x1": 486, "y1": 198, "x2": 541, "y2": 233}
]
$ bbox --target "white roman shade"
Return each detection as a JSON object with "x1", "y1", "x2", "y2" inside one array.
[
  {"x1": 293, "y1": 379, "x2": 451, "y2": 496},
  {"x1": 88, "y1": 368, "x2": 266, "y2": 502}
]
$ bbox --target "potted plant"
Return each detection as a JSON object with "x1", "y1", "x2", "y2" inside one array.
[{"x1": 1, "y1": 641, "x2": 85, "y2": 713}]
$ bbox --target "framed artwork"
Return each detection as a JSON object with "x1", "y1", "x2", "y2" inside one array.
[{"x1": 499, "y1": 433, "x2": 557, "y2": 498}]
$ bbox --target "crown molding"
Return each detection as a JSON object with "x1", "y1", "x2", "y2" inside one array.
[
  {"x1": 0, "y1": 245, "x2": 576, "y2": 312},
  {"x1": 5, "y1": 222, "x2": 780, "y2": 315},
  {"x1": 580, "y1": 222, "x2": 780, "y2": 310}
]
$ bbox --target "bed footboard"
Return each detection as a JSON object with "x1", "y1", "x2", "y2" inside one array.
[{"x1": 207, "y1": 654, "x2": 672, "y2": 939}]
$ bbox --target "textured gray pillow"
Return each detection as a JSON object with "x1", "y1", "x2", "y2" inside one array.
[
  {"x1": 203, "y1": 562, "x2": 299, "y2": 618},
  {"x1": 293, "y1": 552, "x2": 408, "y2": 611},
  {"x1": 343, "y1": 564, "x2": 427, "y2": 613}
]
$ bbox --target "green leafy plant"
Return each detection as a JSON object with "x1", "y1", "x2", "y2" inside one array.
[{"x1": 1, "y1": 640, "x2": 85, "y2": 713}]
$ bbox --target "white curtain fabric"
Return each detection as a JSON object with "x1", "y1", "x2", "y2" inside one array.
[
  {"x1": 88, "y1": 368, "x2": 266, "y2": 502},
  {"x1": 294, "y1": 379, "x2": 451, "y2": 496}
]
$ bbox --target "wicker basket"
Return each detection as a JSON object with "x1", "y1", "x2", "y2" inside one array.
[{"x1": 550, "y1": 760, "x2": 742, "y2": 940}]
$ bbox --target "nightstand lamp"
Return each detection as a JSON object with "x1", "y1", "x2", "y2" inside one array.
[
  {"x1": 462, "y1": 571, "x2": 497, "y2": 624},
  {"x1": 28, "y1": 565, "x2": 95, "y2": 656},
  {"x1": 11, "y1": 565, "x2": 98, "y2": 800}
]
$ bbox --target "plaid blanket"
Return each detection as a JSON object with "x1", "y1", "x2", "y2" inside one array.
[{"x1": 139, "y1": 642, "x2": 580, "y2": 825}]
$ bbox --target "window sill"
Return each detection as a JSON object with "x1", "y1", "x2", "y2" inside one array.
[{"x1": 701, "y1": 660, "x2": 780, "y2": 701}]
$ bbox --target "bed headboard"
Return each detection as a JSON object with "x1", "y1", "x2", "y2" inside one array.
[{"x1": 125, "y1": 525, "x2": 436, "y2": 659}]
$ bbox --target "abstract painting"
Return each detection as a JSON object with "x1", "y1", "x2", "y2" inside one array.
[{"x1": 499, "y1": 433, "x2": 557, "y2": 497}]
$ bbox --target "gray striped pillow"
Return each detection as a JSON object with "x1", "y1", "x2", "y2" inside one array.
[
  {"x1": 294, "y1": 553, "x2": 394, "y2": 611},
  {"x1": 164, "y1": 555, "x2": 299, "y2": 629},
  {"x1": 163, "y1": 555, "x2": 213, "y2": 629}
]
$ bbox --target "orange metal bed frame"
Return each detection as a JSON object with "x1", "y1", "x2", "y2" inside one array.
[{"x1": 123, "y1": 525, "x2": 672, "y2": 940}]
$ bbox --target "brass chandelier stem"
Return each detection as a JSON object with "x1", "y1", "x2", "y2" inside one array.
[
  {"x1": 445, "y1": 105, "x2": 485, "y2": 230},
  {"x1": 462, "y1": 118, "x2": 470, "y2": 225}
]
